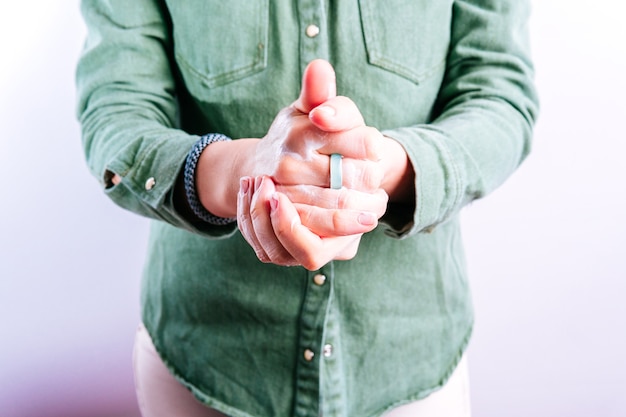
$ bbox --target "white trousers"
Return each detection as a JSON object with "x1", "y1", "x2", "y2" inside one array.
[{"x1": 133, "y1": 324, "x2": 471, "y2": 417}]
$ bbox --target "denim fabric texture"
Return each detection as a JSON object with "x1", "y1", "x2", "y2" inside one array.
[{"x1": 76, "y1": 0, "x2": 538, "y2": 416}]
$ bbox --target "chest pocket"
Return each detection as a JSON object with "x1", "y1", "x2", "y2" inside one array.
[
  {"x1": 358, "y1": 0, "x2": 452, "y2": 84},
  {"x1": 169, "y1": 0, "x2": 269, "y2": 89}
]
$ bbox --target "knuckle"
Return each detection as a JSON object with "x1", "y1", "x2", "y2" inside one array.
[
  {"x1": 332, "y1": 211, "x2": 348, "y2": 235},
  {"x1": 273, "y1": 221, "x2": 292, "y2": 242},
  {"x1": 376, "y1": 190, "x2": 390, "y2": 216},
  {"x1": 364, "y1": 128, "x2": 383, "y2": 161},
  {"x1": 362, "y1": 163, "x2": 383, "y2": 191},
  {"x1": 274, "y1": 157, "x2": 299, "y2": 184},
  {"x1": 298, "y1": 207, "x2": 315, "y2": 227},
  {"x1": 253, "y1": 248, "x2": 270, "y2": 263},
  {"x1": 249, "y1": 206, "x2": 263, "y2": 223},
  {"x1": 302, "y1": 256, "x2": 324, "y2": 272},
  {"x1": 373, "y1": 165, "x2": 385, "y2": 188},
  {"x1": 298, "y1": 249, "x2": 326, "y2": 271},
  {"x1": 266, "y1": 247, "x2": 287, "y2": 264},
  {"x1": 336, "y1": 188, "x2": 350, "y2": 210},
  {"x1": 344, "y1": 160, "x2": 381, "y2": 192}
]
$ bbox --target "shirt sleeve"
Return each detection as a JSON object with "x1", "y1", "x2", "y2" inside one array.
[
  {"x1": 76, "y1": 0, "x2": 237, "y2": 238},
  {"x1": 381, "y1": 0, "x2": 539, "y2": 238}
]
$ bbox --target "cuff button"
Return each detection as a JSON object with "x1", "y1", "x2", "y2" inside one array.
[{"x1": 145, "y1": 177, "x2": 156, "y2": 191}]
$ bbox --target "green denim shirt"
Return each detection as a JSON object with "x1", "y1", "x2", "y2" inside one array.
[{"x1": 76, "y1": 1, "x2": 538, "y2": 416}]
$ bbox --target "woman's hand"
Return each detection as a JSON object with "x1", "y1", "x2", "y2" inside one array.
[
  {"x1": 196, "y1": 59, "x2": 412, "y2": 269},
  {"x1": 250, "y1": 100, "x2": 384, "y2": 192},
  {"x1": 235, "y1": 60, "x2": 391, "y2": 268},
  {"x1": 238, "y1": 176, "x2": 377, "y2": 270},
  {"x1": 195, "y1": 60, "x2": 385, "y2": 219}
]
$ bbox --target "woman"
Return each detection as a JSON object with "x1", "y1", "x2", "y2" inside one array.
[{"x1": 76, "y1": 1, "x2": 538, "y2": 416}]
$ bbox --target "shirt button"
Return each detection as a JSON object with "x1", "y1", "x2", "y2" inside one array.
[
  {"x1": 304, "y1": 349, "x2": 315, "y2": 362},
  {"x1": 323, "y1": 344, "x2": 333, "y2": 358},
  {"x1": 145, "y1": 177, "x2": 156, "y2": 191},
  {"x1": 313, "y1": 274, "x2": 327, "y2": 286},
  {"x1": 305, "y1": 24, "x2": 320, "y2": 38}
]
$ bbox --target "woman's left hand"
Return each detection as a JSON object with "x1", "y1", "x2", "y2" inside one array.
[{"x1": 238, "y1": 175, "x2": 379, "y2": 270}]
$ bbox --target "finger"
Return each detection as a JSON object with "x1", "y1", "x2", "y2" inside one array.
[
  {"x1": 340, "y1": 157, "x2": 385, "y2": 191},
  {"x1": 315, "y1": 125, "x2": 383, "y2": 162},
  {"x1": 249, "y1": 176, "x2": 299, "y2": 266},
  {"x1": 293, "y1": 59, "x2": 337, "y2": 114},
  {"x1": 237, "y1": 176, "x2": 269, "y2": 263},
  {"x1": 273, "y1": 154, "x2": 383, "y2": 192},
  {"x1": 268, "y1": 122, "x2": 383, "y2": 188},
  {"x1": 277, "y1": 185, "x2": 389, "y2": 218},
  {"x1": 308, "y1": 96, "x2": 365, "y2": 132},
  {"x1": 269, "y1": 192, "x2": 361, "y2": 271},
  {"x1": 294, "y1": 203, "x2": 378, "y2": 237},
  {"x1": 274, "y1": 101, "x2": 381, "y2": 161}
]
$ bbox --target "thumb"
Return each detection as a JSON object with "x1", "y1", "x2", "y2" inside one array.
[{"x1": 293, "y1": 59, "x2": 336, "y2": 114}]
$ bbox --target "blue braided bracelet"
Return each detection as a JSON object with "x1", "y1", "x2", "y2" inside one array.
[{"x1": 184, "y1": 133, "x2": 237, "y2": 225}]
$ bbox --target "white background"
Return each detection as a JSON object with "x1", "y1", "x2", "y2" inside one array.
[{"x1": 1, "y1": 1, "x2": 625, "y2": 416}]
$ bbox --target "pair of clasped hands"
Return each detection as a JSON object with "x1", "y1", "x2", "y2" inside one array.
[{"x1": 197, "y1": 60, "x2": 411, "y2": 270}]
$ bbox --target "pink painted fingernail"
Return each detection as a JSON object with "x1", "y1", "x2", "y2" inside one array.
[
  {"x1": 240, "y1": 177, "x2": 250, "y2": 194},
  {"x1": 358, "y1": 212, "x2": 376, "y2": 226},
  {"x1": 270, "y1": 193, "x2": 279, "y2": 212},
  {"x1": 254, "y1": 176, "x2": 263, "y2": 192}
]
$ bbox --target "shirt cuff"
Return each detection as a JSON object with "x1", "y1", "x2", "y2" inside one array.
[{"x1": 381, "y1": 126, "x2": 464, "y2": 239}]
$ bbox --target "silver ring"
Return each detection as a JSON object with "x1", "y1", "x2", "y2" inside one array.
[{"x1": 330, "y1": 153, "x2": 343, "y2": 189}]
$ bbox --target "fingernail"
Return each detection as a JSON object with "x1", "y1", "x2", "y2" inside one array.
[
  {"x1": 240, "y1": 177, "x2": 250, "y2": 194},
  {"x1": 270, "y1": 193, "x2": 279, "y2": 212},
  {"x1": 315, "y1": 105, "x2": 336, "y2": 118},
  {"x1": 358, "y1": 212, "x2": 377, "y2": 226},
  {"x1": 254, "y1": 176, "x2": 263, "y2": 192}
]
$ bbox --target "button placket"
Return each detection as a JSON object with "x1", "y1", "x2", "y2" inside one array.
[
  {"x1": 298, "y1": 0, "x2": 329, "y2": 71},
  {"x1": 319, "y1": 280, "x2": 346, "y2": 417},
  {"x1": 292, "y1": 264, "x2": 334, "y2": 417}
]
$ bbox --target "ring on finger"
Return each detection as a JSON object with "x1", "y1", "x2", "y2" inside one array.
[{"x1": 330, "y1": 153, "x2": 343, "y2": 190}]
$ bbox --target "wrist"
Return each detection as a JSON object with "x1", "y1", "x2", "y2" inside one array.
[
  {"x1": 184, "y1": 134, "x2": 237, "y2": 225},
  {"x1": 381, "y1": 136, "x2": 415, "y2": 204},
  {"x1": 196, "y1": 137, "x2": 260, "y2": 218}
]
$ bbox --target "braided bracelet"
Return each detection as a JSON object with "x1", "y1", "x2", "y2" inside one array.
[{"x1": 183, "y1": 133, "x2": 237, "y2": 225}]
